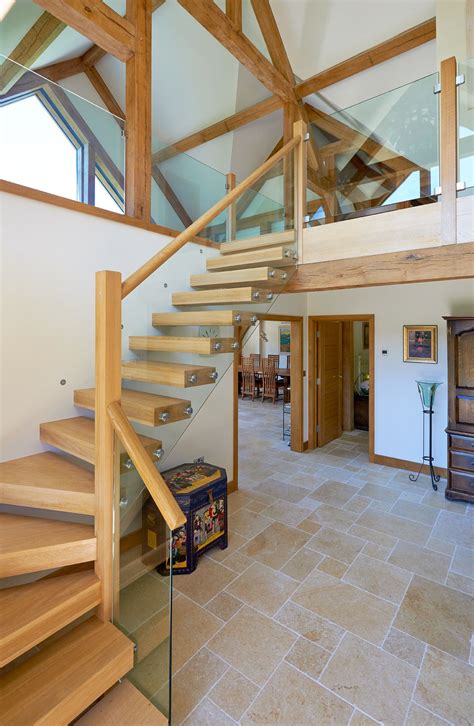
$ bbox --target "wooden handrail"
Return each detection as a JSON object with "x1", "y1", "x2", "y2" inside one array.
[
  {"x1": 121, "y1": 135, "x2": 302, "y2": 297},
  {"x1": 107, "y1": 401, "x2": 187, "y2": 531}
]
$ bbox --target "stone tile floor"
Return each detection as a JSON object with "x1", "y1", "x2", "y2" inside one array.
[{"x1": 142, "y1": 399, "x2": 474, "y2": 724}]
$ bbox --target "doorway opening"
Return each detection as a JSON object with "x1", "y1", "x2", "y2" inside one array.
[
  {"x1": 308, "y1": 315, "x2": 375, "y2": 462},
  {"x1": 233, "y1": 314, "x2": 304, "y2": 489}
]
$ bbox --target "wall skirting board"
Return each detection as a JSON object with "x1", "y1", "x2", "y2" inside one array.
[{"x1": 373, "y1": 454, "x2": 448, "y2": 479}]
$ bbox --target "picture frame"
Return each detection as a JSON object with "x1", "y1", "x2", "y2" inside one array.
[
  {"x1": 403, "y1": 325, "x2": 438, "y2": 363},
  {"x1": 279, "y1": 325, "x2": 291, "y2": 353}
]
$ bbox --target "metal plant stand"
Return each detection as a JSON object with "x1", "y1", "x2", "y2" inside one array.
[{"x1": 410, "y1": 381, "x2": 442, "y2": 491}]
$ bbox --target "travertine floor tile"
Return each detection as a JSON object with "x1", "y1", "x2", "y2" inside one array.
[
  {"x1": 357, "y1": 510, "x2": 432, "y2": 546},
  {"x1": 414, "y1": 646, "x2": 474, "y2": 724},
  {"x1": 284, "y1": 636, "x2": 331, "y2": 679},
  {"x1": 362, "y1": 541, "x2": 392, "y2": 561},
  {"x1": 221, "y1": 551, "x2": 253, "y2": 574},
  {"x1": 172, "y1": 648, "x2": 227, "y2": 725},
  {"x1": 357, "y1": 482, "x2": 400, "y2": 504},
  {"x1": 388, "y1": 540, "x2": 451, "y2": 583},
  {"x1": 229, "y1": 509, "x2": 273, "y2": 539},
  {"x1": 261, "y1": 499, "x2": 312, "y2": 526},
  {"x1": 280, "y1": 547, "x2": 323, "y2": 581},
  {"x1": 292, "y1": 570, "x2": 396, "y2": 645},
  {"x1": 252, "y1": 478, "x2": 309, "y2": 503},
  {"x1": 307, "y1": 526, "x2": 366, "y2": 564},
  {"x1": 240, "y1": 521, "x2": 310, "y2": 570},
  {"x1": 241, "y1": 662, "x2": 353, "y2": 725},
  {"x1": 317, "y1": 556, "x2": 348, "y2": 579},
  {"x1": 207, "y1": 606, "x2": 296, "y2": 687},
  {"x1": 383, "y1": 627, "x2": 426, "y2": 668},
  {"x1": 406, "y1": 703, "x2": 447, "y2": 725},
  {"x1": 431, "y1": 510, "x2": 474, "y2": 549},
  {"x1": 348, "y1": 523, "x2": 398, "y2": 549},
  {"x1": 207, "y1": 530, "x2": 248, "y2": 563},
  {"x1": 343, "y1": 553, "x2": 412, "y2": 604},
  {"x1": 321, "y1": 632, "x2": 418, "y2": 725},
  {"x1": 344, "y1": 495, "x2": 371, "y2": 514},
  {"x1": 182, "y1": 698, "x2": 235, "y2": 725},
  {"x1": 394, "y1": 575, "x2": 474, "y2": 662},
  {"x1": 172, "y1": 596, "x2": 222, "y2": 673},
  {"x1": 227, "y1": 491, "x2": 259, "y2": 515},
  {"x1": 451, "y1": 545, "x2": 474, "y2": 579},
  {"x1": 310, "y1": 480, "x2": 361, "y2": 507},
  {"x1": 226, "y1": 562, "x2": 298, "y2": 617},
  {"x1": 174, "y1": 557, "x2": 236, "y2": 606},
  {"x1": 205, "y1": 591, "x2": 243, "y2": 622},
  {"x1": 350, "y1": 710, "x2": 380, "y2": 725},
  {"x1": 309, "y1": 503, "x2": 359, "y2": 532},
  {"x1": 209, "y1": 668, "x2": 259, "y2": 722},
  {"x1": 128, "y1": 638, "x2": 170, "y2": 702},
  {"x1": 446, "y1": 571, "x2": 474, "y2": 595},
  {"x1": 120, "y1": 573, "x2": 170, "y2": 632},
  {"x1": 390, "y1": 499, "x2": 440, "y2": 525},
  {"x1": 274, "y1": 601, "x2": 344, "y2": 651},
  {"x1": 297, "y1": 517, "x2": 322, "y2": 534}
]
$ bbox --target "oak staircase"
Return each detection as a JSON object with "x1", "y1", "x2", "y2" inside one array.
[{"x1": 0, "y1": 133, "x2": 300, "y2": 723}]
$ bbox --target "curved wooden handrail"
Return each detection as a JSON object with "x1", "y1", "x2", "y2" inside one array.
[
  {"x1": 107, "y1": 400, "x2": 186, "y2": 531},
  {"x1": 121, "y1": 135, "x2": 301, "y2": 298}
]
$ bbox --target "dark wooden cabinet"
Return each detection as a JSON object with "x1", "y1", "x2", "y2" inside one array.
[
  {"x1": 444, "y1": 316, "x2": 474, "y2": 503},
  {"x1": 354, "y1": 394, "x2": 369, "y2": 431}
]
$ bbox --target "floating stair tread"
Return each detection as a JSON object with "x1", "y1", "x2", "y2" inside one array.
[
  {"x1": 191, "y1": 267, "x2": 288, "y2": 289},
  {"x1": 129, "y1": 335, "x2": 237, "y2": 354},
  {"x1": 74, "y1": 388, "x2": 191, "y2": 427},
  {"x1": 122, "y1": 360, "x2": 217, "y2": 387},
  {"x1": 40, "y1": 416, "x2": 161, "y2": 465},
  {"x1": 0, "y1": 452, "x2": 95, "y2": 515},
  {"x1": 76, "y1": 680, "x2": 167, "y2": 725},
  {"x1": 152, "y1": 310, "x2": 259, "y2": 326},
  {"x1": 220, "y1": 230, "x2": 295, "y2": 254},
  {"x1": 172, "y1": 287, "x2": 274, "y2": 306},
  {"x1": 0, "y1": 513, "x2": 96, "y2": 578},
  {"x1": 207, "y1": 245, "x2": 297, "y2": 271},
  {"x1": 0, "y1": 617, "x2": 134, "y2": 726},
  {"x1": 0, "y1": 570, "x2": 101, "y2": 668}
]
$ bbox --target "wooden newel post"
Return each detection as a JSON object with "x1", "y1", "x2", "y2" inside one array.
[
  {"x1": 293, "y1": 119, "x2": 307, "y2": 264},
  {"x1": 226, "y1": 172, "x2": 236, "y2": 241},
  {"x1": 440, "y1": 56, "x2": 458, "y2": 245},
  {"x1": 95, "y1": 270, "x2": 122, "y2": 621}
]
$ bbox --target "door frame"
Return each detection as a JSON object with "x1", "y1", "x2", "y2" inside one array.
[
  {"x1": 308, "y1": 314, "x2": 375, "y2": 462},
  {"x1": 233, "y1": 313, "x2": 305, "y2": 490}
]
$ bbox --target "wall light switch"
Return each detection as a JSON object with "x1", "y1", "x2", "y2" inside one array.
[{"x1": 382, "y1": 349, "x2": 388, "y2": 355}]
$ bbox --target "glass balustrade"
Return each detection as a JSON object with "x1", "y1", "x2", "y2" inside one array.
[
  {"x1": 305, "y1": 72, "x2": 440, "y2": 226},
  {"x1": 457, "y1": 57, "x2": 474, "y2": 197},
  {"x1": 0, "y1": 54, "x2": 125, "y2": 212}
]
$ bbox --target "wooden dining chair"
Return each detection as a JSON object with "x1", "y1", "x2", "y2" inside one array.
[
  {"x1": 261, "y1": 358, "x2": 279, "y2": 403},
  {"x1": 268, "y1": 354, "x2": 285, "y2": 391},
  {"x1": 241, "y1": 356, "x2": 260, "y2": 400}
]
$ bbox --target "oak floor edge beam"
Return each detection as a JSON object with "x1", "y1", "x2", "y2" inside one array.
[
  {"x1": 0, "y1": 12, "x2": 65, "y2": 93},
  {"x1": 284, "y1": 242, "x2": 474, "y2": 293},
  {"x1": 177, "y1": 0, "x2": 294, "y2": 102},
  {"x1": 294, "y1": 17, "x2": 436, "y2": 99},
  {"x1": 32, "y1": 0, "x2": 135, "y2": 62}
]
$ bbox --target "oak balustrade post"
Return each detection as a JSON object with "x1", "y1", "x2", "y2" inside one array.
[
  {"x1": 95, "y1": 270, "x2": 122, "y2": 621},
  {"x1": 440, "y1": 56, "x2": 458, "y2": 244},
  {"x1": 293, "y1": 119, "x2": 307, "y2": 264},
  {"x1": 226, "y1": 172, "x2": 236, "y2": 241}
]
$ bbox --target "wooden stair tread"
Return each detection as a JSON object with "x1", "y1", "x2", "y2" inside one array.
[
  {"x1": 0, "y1": 452, "x2": 94, "y2": 515},
  {"x1": 0, "y1": 571, "x2": 101, "y2": 667},
  {"x1": 0, "y1": 617, "x2": 134, "y2": 725},
  {"x1": 172, "y1": 287, "x2": 275, "y2": 306},
  {"x1": 122, "y1": 360, "x2": 217, "y2": 387},
  {"x1": 74, "y1": 387, "x2": 192, "y2": 427},
  {"x1": 0, "y1": 513, "x2": 96, "y2": 577},
  {"x1": 76, "y1": 680, "x2": 167, "y2": 725},
  {"x1": 191, "y1": 266, "x2": 289, "y2": 289},
  {"x1": 129, "y1": 335, "x2": 237, "y2": 354},
  {"x1": 207, "y1": 245, "x2": 297, "y2": 271},
  {"x1": 220, "y1": 230, "x2": 295, "y2": 254},
  {"x1": 40, "y1": 416, "x2": 162, "y2": 467},
  {"x1": 152, "y1": 310, "x2": 259, "y2": 326}
]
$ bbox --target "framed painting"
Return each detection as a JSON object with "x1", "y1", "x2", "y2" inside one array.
[
  {"x1": 403, "y1": 325, "x2": 438, "y2": 363},
  {"x1": 279, "y1": 325, "x2": 291, "y2": 353}
]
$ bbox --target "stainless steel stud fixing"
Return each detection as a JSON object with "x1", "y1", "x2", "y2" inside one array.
[
  {"x1": 209, "y1": 371, "x2": 219, "y2": 381},
  {"x1": 188, "y1": 374, "x2": 198, "y2": 384},
  {"x1": 184, "y1": 406, "x2": 193, "y2": 416},
  {"x1": 159, "y1": 412, "x2": 170, "y2": 422}
]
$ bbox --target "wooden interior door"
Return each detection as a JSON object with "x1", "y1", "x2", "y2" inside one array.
[{"x1": 317, "y1": 321, "x2": 343, "y2": 446}]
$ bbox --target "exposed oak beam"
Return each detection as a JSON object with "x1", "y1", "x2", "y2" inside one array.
[
  {"x1": 250, "y1": 0, "x2": 294, "y2": 83},
  {"x1": 84, "y1": 65, "x2": 125, "y2": 120},
  {"x1": 0, "y1": 12, "x2": 65, "y2": 93},
  {"x1": 33, "y1": 0, "x2": 135, "y2": 62},
  {"x1": 294, "y1": 18, "x2": 436, "y2": 99},
  {"x1": 177, "y1": 0, "x2": 294, "y2": 102},
  {"x1": 32, "y1": 54, "x2": 85, "y2": 83},
  {"x1": 82, "y1": 44, "x2": 108, "y2": 66},
  {"x1": 226, "y1": 0, "x2": 242, "y2": 31},
  {"x1": 152, "y1": 167, "x2": 193, "y2": 228},
  {"x1": 153, "y1": 96, "x2": 281, "y2": 163}
]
